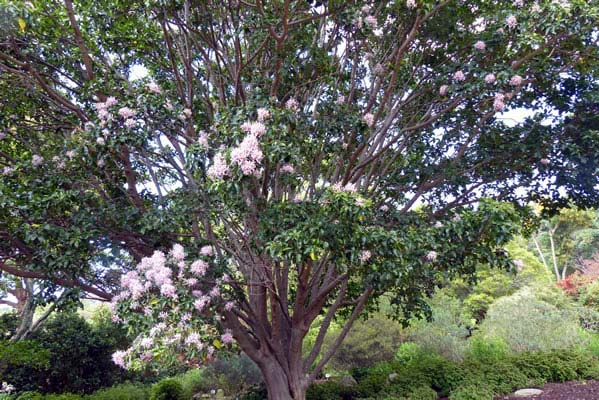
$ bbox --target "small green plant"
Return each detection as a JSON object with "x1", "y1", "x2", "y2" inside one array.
[
  {"x1": 408, "y1": 386, "x2": 437, "y2": 400},
  {"x1": 466, "y1": 337, "x2": 510, "y2": 363},
  {"x1": 150, "y1": 378, "x2": 184, "y2": 400},
  {"x1": 449, "y1": 385, "x2": 494, "y2": 400},
  {"x1": 87, "y1": 383, "x2": 149, "y2": 400}
]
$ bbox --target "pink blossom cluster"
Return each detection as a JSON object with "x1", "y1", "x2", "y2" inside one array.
[
  {"x1": 493, "y1": 93, "x2": 506, "y2": 111},
  {"x1": 362, "y1": 113, "x2": 375, "y2": 127},
  {"x1": 207, "y1": 153, "x2": 229, "y2": 179},
  {"x1": 230, "y1": 134, "x2": 264, "y2": 176}
]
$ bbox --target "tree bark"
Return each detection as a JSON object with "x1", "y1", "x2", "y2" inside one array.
[{"x1": 257, "y1": 356, "x2": 306, "y2": 400}]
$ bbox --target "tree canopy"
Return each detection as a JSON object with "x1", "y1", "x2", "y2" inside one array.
[{"x1": 1, "y1": 1, "x2": 598, "y2": 399}]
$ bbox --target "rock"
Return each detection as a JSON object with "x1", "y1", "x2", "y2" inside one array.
[
  {"x1": 514, "y1": 388, "x2": 543, "y2": 397},
  {"x1": 341, "y1": 375, "x2": 357, "y2": 387},
  {"x1": 388, "y1": 372, "x2": 399, "y2": 382}
]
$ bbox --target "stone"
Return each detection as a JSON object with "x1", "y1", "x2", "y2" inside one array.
[
  {"x1": 388, "y1": 372, "x2": 399, "y2": 382},
  {"x1": 513, "y1": 388, "x2": 543, "y2": 397}
]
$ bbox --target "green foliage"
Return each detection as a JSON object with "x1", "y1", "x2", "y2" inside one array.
[
  {"x1": 477, "y1": 287, "x2": 586, "y2": 352},
  {"x1": 406, "y1": 291, "x2": 470, "y2": 361},
  {"x1": 16, "y1": 392, "x2": 44, "y2": 400},
  {"x1": 465, "y1": 337, "x2": 511, "y2": 364},
  {"x1": 0, "y1": 340, "x2": 50, "y2": 369},
  {"x1": 149, "y1": 378, "x2": 183, "y2": 400},
  {"x1": 0, "y1": 313, "x2": 17, "y2": 339},
  {"x1": 4, "y1": 312, "x2": 131, "y2": 394},
  {"x1": 188, "y1": 354, "x2": 262, "y2": 395},
  {"x1": 407, "y1": 386, "x2": 437, "y2": 400},
  {"x1": 449, "y1": 386, "x2": 494, "y2": 400},
  {"x1": 306, "y1": 380, "x2": 351, "y2": 400},
  {"x1": 85, "y1": 384, "x2": 149, "y2": 400},
  {"x1": 327, "y1": 314, "x2": 405, "y2": 370}
]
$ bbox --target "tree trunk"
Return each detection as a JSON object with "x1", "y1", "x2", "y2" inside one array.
[{"x1": 257, "y1": 357, "x2": 306, "y2": 400}]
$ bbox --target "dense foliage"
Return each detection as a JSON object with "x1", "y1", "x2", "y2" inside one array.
[{"x1": 1, "y1": 0, "x2": 598, "y2": 398}]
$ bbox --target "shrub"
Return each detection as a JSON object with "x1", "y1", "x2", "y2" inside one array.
[
  {"x1": 194, "y1": 354, "x2": 262, "y2": 395},
  {"x1": 306, "y1": 380, "x2": 347, "y2": 400},
  {"x1": 326, "y1": 314, "x2": 405, "y2": 370},
  {"x1": 449, "y1": 385, "x2": 493, "y2": 400},
  {"x1": 394, "y1": 342, "x2": 423, "y2": 365},
  {"x1": 477, "y1": 287, "x2": 586, "y2": 352},
  {"x1": 174, "y1": 369, "x2": 203, "y2": 399},
  {"x1": 44, "y1": 395, "x2": 84, "y2": 400},
  {"x1": 16, "y1": 392, "x2": 44, "y2": 400},
  {"x1": 407, "y1": 386, "x2": 437, "y2": 400},
  {"x1": 86, "y1": 383, "x2": 149, "y2": 400},
  {"x1": 465, "y1": 337, "x2": 510, "y2": 363},
  {"x1": 407, "y1": 291, "x2": 470, "y2": 361},
  {"x1": 150, "y1": 378, "x2": 183, "y2": 400},
  {"x1": 5, "y1": 312, "x2": 132, "y2": 394}
]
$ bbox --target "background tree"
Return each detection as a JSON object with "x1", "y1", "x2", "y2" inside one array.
[{"x1": 1, "y1": 1, "x2": 599, "y2": 399}]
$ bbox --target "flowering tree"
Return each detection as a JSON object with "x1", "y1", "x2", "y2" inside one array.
[{"x1": 1, "y1": 0, "x2": 598, "y2": 398}]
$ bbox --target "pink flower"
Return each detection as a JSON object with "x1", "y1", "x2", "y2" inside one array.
[
  {"x1": 225, "y1": 301, "x2": 235, "y2": 311},
  {"x1": 510, "y1": 75, "x2": 524, "y2": 86},
  {"x1": 360, "y1": 250, "x2": 372, "y2": 263},
  {"x1": 506, "y1": 15, "x2": 517, "y2": 29},
  {"x1": 474, "y1": 40, "x2": 486, "y2": 51},
  {"x1": 231, "y1": 135, "x2": 263, "y2": 175},
  {"x1": 207, "y1": 153, "x2": 229, "y2": 180},
  {"x1": 66, "y1": 150, "x2": 76, "y2": 159},
  {"x1": 194, "y1": 295, "x2": 210, "y2": 311},
  {"x1": 200, "y1": 245, "x2": 214, "y2": 256},
  {"x1": 453, "y1": 70, "x2": 466, "y2": 82},
  {"x1": 439, "y1": 85, "x2": 449, "y2": 96},
  {"x1": 32, "y1": 155, "x2": 44, "y2": 167},
  {"x1": 361, "y1": 5, "x2": 371, "y2": 13},
  {"x1": 146, "y1": 82, "x2": 162, "y2": 94},
  {"x1": 406, "y1": 0, "x2": 416, "y2": 8},
  {"x1": 364, "y1": 15, "x2": 378, "y2": 28},
  {"x1": 198, "y1": 130, "x2": 209, "y2": 149},
  {"x1": 362, "y1": 113, "x2": 375, "y2": 127},
  {"x1": 513, "y1": 0, "x2": 523, "y2": 7},
  {"x1": 190, "y1": 260, "x2": 209, "y2": 276},
  {"x1": 355, "y1": 198, "x2": 365, "y2": 207},
  {"x1": 221, "y1": 329, "x2": 234, "y2": 344},
  {"x1": 118, "y1": 107, "x2": 136, "y2": 119},
  {"x1": 280, "y1": 164, "x2": 295, "y2": 174},
  {"x1": 484, "y1": 73, "x2": 496, "y2": 84},
  {"x1": 540, "y1": 158, "x2": 550, "y2": 166},
  {"x1": 241, "y1": 121, "x2": 253, "y2": 133},
  {"x1": 105, "y1": 96, "x2": 119, "y2": 107},
  {"x1": 160, "y1": 283, "x2": 177, "y2": 298},
  {"x1": 425, "y1": 251, "x2": 438, "y2": 261},
  {"x1": 210, "y1": 286, "x2": 220, "y2": 298},
  {"x1": 514, "y1": 259, "x2": 524, "y2": 271},
  {"x1": 112, "y1": 350, "x2": 127, "y2": 368},
  {"x1": 257, "y1": 108, "x2": 270, "y2": 122},
  {"x1": 285, "y1": 98, "x2": 299, "y2": 112},
  {"x1": 140, "y1": 337, "x2": 154, "y2": 348},
  {"x1": 124, "y1": 118, "x2": 136, "y2": 128},
  {"x1": 250, "y1": 121, "x2": 266, "y2": 137},
  {"x1": 186, "y1": 278, "x2": 198, "y2": 286},
  {"x1": 185, "y1": 332, "x2": 202, "y2": 346},
  {"x1": 96, "y1": 137, "x2": 105, "y2": 146},
  {"x1": 380, "y1": 204, "x2": 389, "y2": 212},
  {"x1": 183, "y1": 108, "x2": 192, "y2": 118},
  {"x1": 171, "y1": 243, "x2": 185, "y2": 261},
  {"x1": 2, "y1": 166, "x2": 14, "y2": 176},
  {"x1": 493, "y1": 93, "x2": 506, "y2": 111},
  {"x1": 336, "y1": 95, "x2": 345, "y2": 105}
]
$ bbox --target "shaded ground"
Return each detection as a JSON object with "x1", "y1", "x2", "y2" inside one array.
[{"x1": 495, "y1": 380, "x2": 599, "y2": 400}]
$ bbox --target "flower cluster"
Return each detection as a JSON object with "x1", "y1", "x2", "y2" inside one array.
[{"x1": 111, "y1": 244, "x2": 235, "y2": 370}]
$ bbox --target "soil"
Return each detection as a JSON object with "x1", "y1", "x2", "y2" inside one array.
[{"x1": 495, "y1": 380, "x2": 599, "y2": 400}]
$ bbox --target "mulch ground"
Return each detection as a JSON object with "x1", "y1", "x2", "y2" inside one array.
[{"x1": 495, "y1": 380, "x2": 599, "y2": 400}]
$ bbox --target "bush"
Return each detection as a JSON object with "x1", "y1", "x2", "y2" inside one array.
[
  {"x1": 465, "y1": 337, "x2": 510, "y2": 363},
  {"x1": 174, "y1": 369, "x2": 203, "y2": 399},
  {"x1": 477, "y1": 287, "x2": 586, "y2": 352},
  {"x1": 407, "y1": 291, "x2": 470, "y2": 361},
  {"x1": 16, "y1": 392, "x2": 44, "y2": 400},
  {"x1": 326, "y1": 314, "x2": 405, "y2": 370},
  {"x1": 150, "y1": 379, "x2": 183, "y2": 400},
  {"x1": 86, "y1": 383, "x2": 149, "y2": 400},
  {"x1": 193, "y1": 354, "x2": 262, "y2": 395},
  {"x1": 306, "y1": 380, "x2": 352, "y2": 400},
  {"x1": 449, "y1": 385, "x2": 493, "y2": 400},
  {"x1": 5, "y1": 312, "x2": 132, "y2": 394},
  {"x1": 407, "y1": 386, "x2": 437, "y2": 400}
]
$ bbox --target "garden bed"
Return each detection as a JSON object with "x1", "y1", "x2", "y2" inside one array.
[{"x1": 496, "y1": 380, "x2": 599, "y2": 400}]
